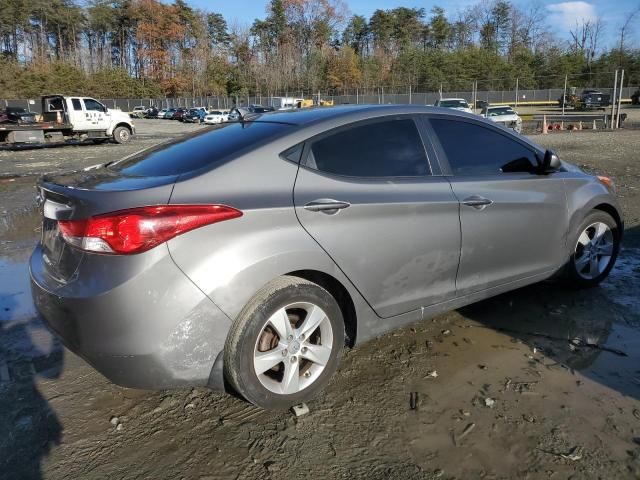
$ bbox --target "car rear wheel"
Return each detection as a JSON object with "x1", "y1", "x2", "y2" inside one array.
[
  {"x1": 563, "y1": 210, "x2": 620, "y2": 288},
  {"x1": 224, "y1": 276, "x2": 344, "y2": 409}
]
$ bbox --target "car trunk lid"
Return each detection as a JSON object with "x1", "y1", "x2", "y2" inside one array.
[{"x1": 37, "y1": 167, "x2": 178, "y2": 283}]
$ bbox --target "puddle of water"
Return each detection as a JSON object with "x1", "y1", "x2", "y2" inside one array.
[
  {"x1": 0, "y1": 256, "x2": 36, "y2": 324},
  {"x1": 601, "y1": 247, "x2": 640, "y2": 312},
  {"x1": 0, "y1": 255, "x2": 60, "y2": 362},
  {"x1": 581, "y1": 322, "x2": 640, "y2": 398}
]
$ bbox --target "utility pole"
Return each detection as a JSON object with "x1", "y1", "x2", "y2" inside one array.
[
  {"x1": 616, "y1": 69, "x2": 624, "y2": 128},
  {"x1": 562, "y1": 74, "x2": 567, "y2": 117},
  {"x1": 409, "y1": 85, "x2": 412, "y2": 105},
  {"x1": 515, "y1": 77, "x2": 519, "y2": 108},
  {"x1": 611, "y1": 69, "x2": 618, "y2": 129}
]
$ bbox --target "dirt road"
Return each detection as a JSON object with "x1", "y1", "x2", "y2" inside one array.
[{"x1": 1, "y1": 118, "x2": 639, "y2": 480}]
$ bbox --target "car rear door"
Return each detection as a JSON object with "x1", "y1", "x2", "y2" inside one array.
[
  {"x1": 424, "y1": 116, "x2": 567, "y2": 297},
  {"x1": 293, "y1": 115, "x2": 460, "y2": 318}
]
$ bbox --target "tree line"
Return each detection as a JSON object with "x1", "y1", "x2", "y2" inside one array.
[{"x1": 0, "y1": 0, "x2": 638, "y2": 99}]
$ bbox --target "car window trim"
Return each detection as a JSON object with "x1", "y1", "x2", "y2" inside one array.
[
  {"x1": 422, "y1": 114, "x2": 540, "y2": 177},
  {"x1": 297, "y1": 114, "x2": 434, "y2": 180}
]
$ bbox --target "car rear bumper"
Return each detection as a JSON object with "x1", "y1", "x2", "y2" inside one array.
[{"x1": 29, "y1": 243, "x2": 231, "y2": 391}]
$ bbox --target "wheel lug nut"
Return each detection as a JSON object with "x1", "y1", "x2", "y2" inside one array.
[
  {"x1": 301, "y1": 347, "x2": 307, "y2": 353},
  {"x1": 290, "y1": 356, "x2": 297, "y2": 363},
  {"x1": 299, "y1": 334, "x2": 305, "y2": 340},
  {"x1": 287, "y1": 335, "x2": 293, "y2": 341},
  {"x1": 282, "y1": 349, "x2": 288, "y2": 356},
  {"x1": 304, "y1": 371, "x2": 311, "y2": 377}
]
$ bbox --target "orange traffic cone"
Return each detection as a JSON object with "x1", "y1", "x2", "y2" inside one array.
[
  {"x1": 578, "y1": 121, "x2": 582, "y2": 130},
  {"x1": 55, "y1": 111, "x2": 62, "y2": 124},
  {"x1": 542, "y1": 115, "x2": 548, "y2": 134},
  {"x1": 592, "y1": 119, "x2": 597, "y2": 130}
]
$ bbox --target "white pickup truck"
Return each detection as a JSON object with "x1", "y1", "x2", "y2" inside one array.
[{"x1": 0, "y1": 95, "x2": 135, "y2": 146}]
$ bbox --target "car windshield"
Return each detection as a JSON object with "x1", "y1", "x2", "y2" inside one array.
[
  {"x1": 188, "y1": 109, "x2": 200, "y2": 114},
  {"x1": 439, "y1": 100, "x2": 468, "y2": 108},
  {"x1": 209, "y1": 111, "x2": 221, "y2": 115},
  {"x1": 107, "y1": 121, "x2": 291, "y2": 177},
  {"x1": 486, "y1": 107, "x2": 515, "y2": 116}
]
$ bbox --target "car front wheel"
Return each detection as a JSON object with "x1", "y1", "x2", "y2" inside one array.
[
  {"x1": 563, "y1": 210, "x2": 620, "y2": 288},
  {"x1": 112, "y1": 126, "x2": 131, "y2": 144},
  {"x1": 224, "y1": 276, "x2": 344, "y2": 409}
]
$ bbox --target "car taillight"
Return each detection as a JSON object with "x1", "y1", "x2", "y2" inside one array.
[{"x1": 58, "y1": 204, "x2": 242, "y2": 255}]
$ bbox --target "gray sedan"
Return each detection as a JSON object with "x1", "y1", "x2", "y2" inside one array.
[{"x1": 30, "y1": 105, "x2": 622, "y2": 409}]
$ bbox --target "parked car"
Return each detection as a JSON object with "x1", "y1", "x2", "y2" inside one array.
[
  {"x1": 481, "y1": 105, "x2": 523, "y2": 133},
  {"x1": 631, "y1": 89, "x2": 639, "y2": 105},
  {"x1": 131, "y1": 106, "x2": 148, "y2": 118},
  {"x1": 144, "y1": 107, "x2": 159, "y2": 119},
  {"x1": 184, "y1": 108, "x2": 206, "y2": 123},
  {"x1": 0, "y1": 106, "x2": 37, "y2": 124},
  {"x1": 203, "y1": 110, "x2": 229, "y2": 124},
  {"x1": 163, "y1": 108, "x2": 177, "y2": 119},
  {"x1": 157, "y1": 108, "x2": 168, "y2": 118},
  {"x1": 434, "y1": 98, "x2": 473, "y2": 114},
  {"x1": 171, "y1": 108, "x2": 187, "y2": 121},
  {"x1": 31, "y1": 105, "x2": 622, "y2": 410},
  {"x1": 558, "y1": 89, "x2": 611, "y2": 110}
]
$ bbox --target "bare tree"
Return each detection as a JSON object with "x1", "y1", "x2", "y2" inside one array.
[{"x1": 619, "y1": 4, "x2": 640, "y2": 53}]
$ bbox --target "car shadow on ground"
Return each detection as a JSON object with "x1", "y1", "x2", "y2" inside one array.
[
  {"x1": 457, "y1": 225, "x2": 640, "y2": 402},
  {"x1": 0, "y1": 259, "x2": 64, "y2": 480}
]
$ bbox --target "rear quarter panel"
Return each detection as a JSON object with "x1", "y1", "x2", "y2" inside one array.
[{"x1": 166, "y1": 138, "x2": 381, "y2": 341}]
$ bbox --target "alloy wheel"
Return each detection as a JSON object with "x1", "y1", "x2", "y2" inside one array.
[
  {"x1": 574, "y1": 221, "x2": 614, "y2": 279},
  {"x1": 253, "y1": 302, "x2": 333, "y2": 395}
]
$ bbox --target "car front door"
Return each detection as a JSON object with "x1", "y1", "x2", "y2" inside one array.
[
  {"x1": 424, "y1": 116, "x2": 568, "y2": 297},
  {"x1": 80, "y1": 98, "x2": 110, "y2": 131},
  {"x1": 293, "y1": 116, "x2": 461, "y2": 319}
]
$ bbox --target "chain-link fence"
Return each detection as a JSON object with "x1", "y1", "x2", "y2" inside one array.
[{"x1": 2, "y1": 86, "x2": 637, "y2": 113}]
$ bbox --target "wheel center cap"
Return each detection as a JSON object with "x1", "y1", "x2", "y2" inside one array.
[{"x1": 289, "y1": 340, "x2": 301, "y2": 353}]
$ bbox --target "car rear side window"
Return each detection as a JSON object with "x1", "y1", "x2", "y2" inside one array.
[
  {"x1": 109, "y1": 122, "x2": 289, "y2": 177},
  {"x1": 429, "y1": 118, "x2": 538, "y2": 175},
  {"x1": 71, "y1": 99, "x2": 82, "y2": 111},
  {"x1": 306, "y1": 118, "x2": 430, "y2": 177}
]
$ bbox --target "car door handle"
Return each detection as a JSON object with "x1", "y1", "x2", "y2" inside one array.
[
  {"x1": 304, "y1": 199, "x2": 351, "y2": 214},
  {"x1": 463, "y1": 196, "x2": 493, "y2": 210}
]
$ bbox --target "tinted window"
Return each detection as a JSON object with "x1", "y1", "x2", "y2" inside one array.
[
  {"x1": 307, "y1": 118, "x2": 429, "y2": 177},
  {"x1": 71, "y1": 99, "x2": 82, "y2": 111},
  {"x1": 109, "y1": 122, "x2": 289, "y2": 177},
  {"x1": 430, "y1": 119, "x2": 538, "y2": 175},
  {"x1": 439, "y1": 100, "x2": 468, "y2": 108},
  {"x1": 84, "y1": 99, "x2": 104, "y2": 111},
  {"x1": 485, "y1": 107, "x2": 515, "y2": 116}
]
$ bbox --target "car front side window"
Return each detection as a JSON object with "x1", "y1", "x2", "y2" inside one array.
[
  {"x1": 428, "y1": 118, "x2": 538, "y2": 176},
  {"x1": 83, "y1": 99, "x2": 104, "y2": 112}
]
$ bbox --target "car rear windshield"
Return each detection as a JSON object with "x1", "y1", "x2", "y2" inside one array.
[
  {"x1": 440, "y1": 100, "x2": 467, "y2": 108},
  {"x1": 108, "y1": 122, "x2": 290, "y2": 177}
]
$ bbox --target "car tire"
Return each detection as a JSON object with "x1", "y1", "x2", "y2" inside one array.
[
  {"x1": 112, "y1": 126, "x2": 131, "y2": 144},
  {"x1": 224, "y1": 276, "x2": 345, "y2": 409},
  {"x1": 562, "y1": 210, "x2": 620, "y2": 288}
]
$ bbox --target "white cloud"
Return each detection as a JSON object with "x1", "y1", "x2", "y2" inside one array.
[{"x1": 547, "y1": 1, "x2": 599, "y2": 29}]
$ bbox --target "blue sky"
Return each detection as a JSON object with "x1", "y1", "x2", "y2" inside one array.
[{"x1": 191, "y1": 1, "x2": 639, "y2": 49}]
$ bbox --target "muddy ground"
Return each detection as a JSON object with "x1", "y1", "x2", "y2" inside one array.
[{"x1": 1, "y1": 114, "x2": 640, "y2": 480}]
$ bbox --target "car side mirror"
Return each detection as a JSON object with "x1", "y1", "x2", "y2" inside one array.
[{"x1": 540, "y1": 150, "x2": 561, "y2": 173}]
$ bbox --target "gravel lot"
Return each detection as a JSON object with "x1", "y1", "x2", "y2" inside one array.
[{"x1": 1, "y1": 114, "x2": 639, "y2": 480}]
